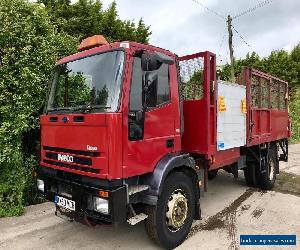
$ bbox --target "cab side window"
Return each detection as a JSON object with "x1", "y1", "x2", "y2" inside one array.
[
  {"x1": 129, "y1": 58, "x2": 143, "y2": 111},
  {"x1": 128, "y1": 57, "x2": 171, "y2": 141},
  {"x1": 129, "y1": 58, "x2": 170, "y2": 111},
  {"x1": 128, "y1": 57, "x2": 144, "y2": 141},
  {"x1": 145, "y1": 63, "x2": 170, "y2": 108},
  {"x1": 156, "y1": 63, "x2": 170, "y2": 105}
]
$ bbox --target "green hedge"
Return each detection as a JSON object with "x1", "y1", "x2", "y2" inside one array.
[
  {"x1": 290, "y1": 88, "x2": 300, "y2": 144},
  {"x1": 0, "y1": 0, "x2": 152, "y2": 217},
  {"x1": 0, "y1": 0, "x2": 78, "y2": 216}
]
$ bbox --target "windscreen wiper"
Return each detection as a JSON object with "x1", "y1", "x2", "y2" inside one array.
[
  {"x1": 72, "y1": 105, "x2": 111, "y2": 113},
  {"x1": 47, "y1": 107, "x2": 73, "y2": 113},
  {"x1": 72, "y1": 105, "x2": 92, "y2": 113}
]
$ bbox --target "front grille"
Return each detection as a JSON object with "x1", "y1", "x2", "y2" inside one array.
[
  {"x1": 43, "y1": 146, "x2": 100, "y2": 157},
  {"x1": 45, "y1": 152, "x2": 92, "y2": 166},
  {"x1": 43, "y1": 159, "x2": 99, "y2": 174},
  {"x1": 43, "y1": 145, "x2": 100, "y2": 174}
]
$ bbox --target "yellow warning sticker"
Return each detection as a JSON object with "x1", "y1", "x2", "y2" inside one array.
[
  {"x1": 241, "y1": 99, "x2": 247, "y2": 113},
  {"x1": 218, "y1": 96, "x2": 226, "y2": 112}
]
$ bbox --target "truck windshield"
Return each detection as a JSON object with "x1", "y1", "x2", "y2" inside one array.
[{"x1": 46, "y1": 50, "x2": 125, "y2": 113}]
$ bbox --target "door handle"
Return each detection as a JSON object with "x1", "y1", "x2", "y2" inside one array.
[{"x1": 166, "y1": 139, "x2": 174, "y2": 148}]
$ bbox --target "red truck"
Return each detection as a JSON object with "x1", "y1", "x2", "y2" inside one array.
[{"x1": 37, "y1": 35, "x2": 290, "y2": 249}]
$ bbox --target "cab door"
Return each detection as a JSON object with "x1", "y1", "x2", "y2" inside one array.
[{"x1": 123, "y1": 56, "x2": 180, "y2": 177}]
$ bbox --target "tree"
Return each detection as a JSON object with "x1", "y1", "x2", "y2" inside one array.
[
  {"x1": 219, "y1": 52, "x2": 264, "y2": 81},
  {"x1": 0, "y1": 0, "x2": 78, "y2": 216},
  {"x1": 262, "y1": 50, "x2": 293, "y2": 85},
  {"x1": 38, "y1": 0, "x2": 152, "y2": 43},
  {"x1": 290, "y1": 44, "x2": 300, "y2": 88}
]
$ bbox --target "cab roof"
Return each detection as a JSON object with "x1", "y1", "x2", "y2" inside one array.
[{"x1": 56, "y1": 41, "x2": 176, "y2": 65}]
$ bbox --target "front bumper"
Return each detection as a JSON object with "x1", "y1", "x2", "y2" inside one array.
[{"x1": 37, "y1": 166, "x2": 127, "y2": 224}]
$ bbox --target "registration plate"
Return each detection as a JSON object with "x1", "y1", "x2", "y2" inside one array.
[{"x1": 55, "y1": 195, "x2": 75, "y2": 211}]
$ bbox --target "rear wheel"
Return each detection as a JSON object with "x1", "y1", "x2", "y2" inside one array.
[
  {"x1": 243, "y1": 162, "x2": 259, "y2": 187},
  {"x1": 259, "y1": 148, "x2": 277, "y2": 190},
  {"x1": 144, "y1": 172, "x2": 195, "y2": 249},
  {"x1": 208, "y1": 169, "x2": 218, "y2": 180}
]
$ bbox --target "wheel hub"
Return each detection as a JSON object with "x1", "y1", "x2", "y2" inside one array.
[
  {"x1": 269, "y1": 158, "x2": 275, "y2": 181},
  {"x1": 166, "y1": 190, "x2": 188, "y2": 231}
]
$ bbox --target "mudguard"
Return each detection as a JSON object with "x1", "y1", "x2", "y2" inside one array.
[
  {"x1": 139, "y1": 152, "x2": 202, "y2": 219},
  {"x1": 141, "y1": 153, "x2": 198, "y2": 196}
]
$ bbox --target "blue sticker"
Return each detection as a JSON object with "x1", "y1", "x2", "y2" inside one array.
[
  {"x1": 54, "y1": 195, "x2": 58, "y2": 204},
  {"x1": 240, "y1": 235, "x2": 296, "y2": 246},
  {"x1": 218, "y1": 142, "x2": 225, "y2": 149}
]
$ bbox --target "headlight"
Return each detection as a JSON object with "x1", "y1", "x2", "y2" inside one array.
[
  {"x1": 37, "y1": 179, "x2": 44, "y2": 192},
  {"x1": 93, "y1": 197, "x2": 109, "y2": 214}
]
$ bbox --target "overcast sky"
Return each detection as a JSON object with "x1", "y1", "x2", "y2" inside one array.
[{"x1": 100, "y1": 0, "x2": 300, "y2": 64}]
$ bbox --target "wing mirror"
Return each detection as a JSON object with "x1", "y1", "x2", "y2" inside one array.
[
  {"x1": 145, "y1": 71, "x2": 158, "y2": 87},
  {"x1": 141, "y1": 51, "x2": 174, "y2": 71},
  {"x1": 139, "y1": 51, "x2": 173, "y2": 109}
]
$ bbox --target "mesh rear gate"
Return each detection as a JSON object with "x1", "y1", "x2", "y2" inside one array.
[
  {"x1": 179, "y1": 55, "x2": 204, "y2": 100},
  {"x1": 179, "y1": 52, "x2": 217, "y2": 157}
]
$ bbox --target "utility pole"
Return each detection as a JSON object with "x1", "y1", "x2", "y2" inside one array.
[{"x1": 227, "y1": 15, "x2": 235, "y2": 82}]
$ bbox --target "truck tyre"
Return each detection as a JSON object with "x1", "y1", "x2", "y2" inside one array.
[
  {"x1": 208, "y1": 169, "x2": 218, "y2": 180},
  {"x1": 243, "y1": 163, "x2": 258, "y2": 187},
  {"x1": 144, "y1": 172, "x2": 195, "y2": 249},
  {"x1": 259, "y1": 148, "x2": 277, "y2": 190}
]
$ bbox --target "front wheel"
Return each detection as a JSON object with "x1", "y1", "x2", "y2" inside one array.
[{"x1": 144, "y1": 172, "x2": 195, "y2": 249}]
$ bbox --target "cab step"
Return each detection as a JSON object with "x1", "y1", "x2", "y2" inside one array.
[
  {"x1": 127, "y1": 213, "x2": 148, "y2": 225},
  {"x1": 128, "y1": 185, "x2": 149, "y2": 196}
]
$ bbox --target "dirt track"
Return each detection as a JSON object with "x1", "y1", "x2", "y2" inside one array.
[{"x1": 0, "y1": 144, "x2": 299, "y2": 250}]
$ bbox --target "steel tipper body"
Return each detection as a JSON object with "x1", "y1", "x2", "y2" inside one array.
[
  {"x1": 179, "y1": 52, "x2": 289, "y2": 190},
  {"x1": 37, "y1": 35, "x2": 290, "y2": 249}
]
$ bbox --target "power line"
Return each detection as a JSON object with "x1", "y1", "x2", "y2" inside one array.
[
  {"x1": 217, "y1": 33, "x2": 226, "y2": 54},
  {"x1": 191, "y1": 0, "x2": 271, "y2": 67},
  {"x1": 233, "y1": 0, "x2": 275, "y2": 19},
  {"x1": 217, "y1": 33, "x2": 227, "y2": 62},
  {"x1": 192, "y1": 0, "x2": 225, "y2": 20},
  {"x1": 231, "y1": 24, "x2": 253, "y2": 49},
  {"x1": 218, "y1": 33, "x2": 227, "y2": 50}
]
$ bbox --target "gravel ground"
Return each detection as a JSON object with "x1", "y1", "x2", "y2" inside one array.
[{"x1": 0, "y1": 144, "x2": 299, "y2": 250}]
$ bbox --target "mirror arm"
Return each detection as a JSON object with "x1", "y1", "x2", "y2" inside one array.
[
  {"x1": 142, "y1": 75, "x2": 147, "y2": 112},
  {"x1": 142, "y1": 84, "x2": 149, "y2": 112}
]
